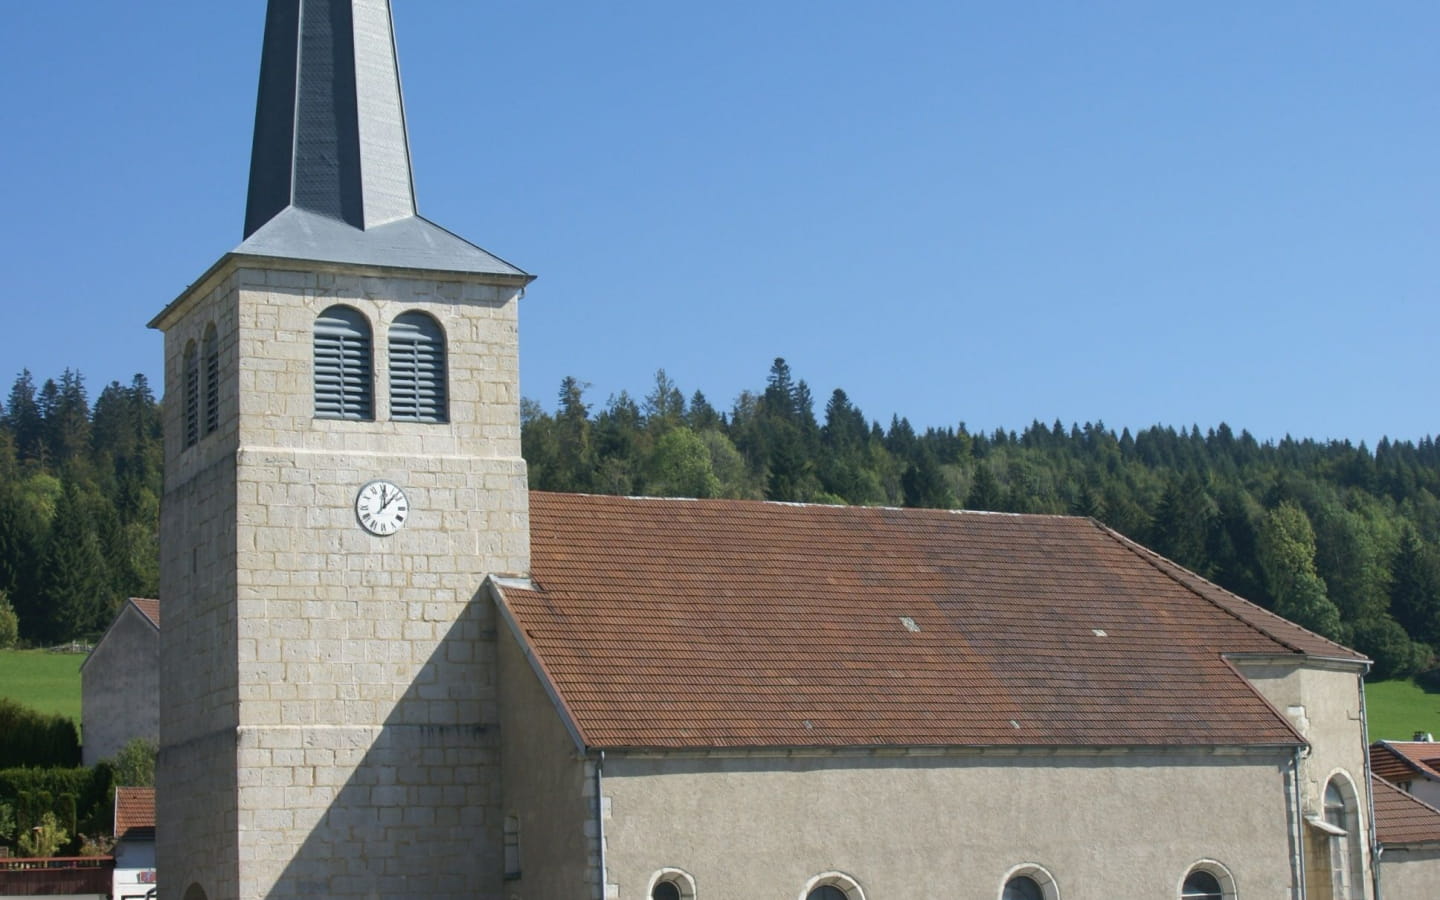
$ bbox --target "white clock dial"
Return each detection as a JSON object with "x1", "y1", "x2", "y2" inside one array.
[{"x1": 355, "y1": 480, "x2": 409, "y2": 536}]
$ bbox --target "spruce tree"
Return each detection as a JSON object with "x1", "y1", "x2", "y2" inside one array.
[
  {"x1": 1389, "y1": 529, "x2": 1440, "y2": 650},
  {"x1": 33, "y1": 483, "x2": 113, "y2": 644},
  {"x1": 965, "y1": 463, "x2": 1004, "y2": 512}
]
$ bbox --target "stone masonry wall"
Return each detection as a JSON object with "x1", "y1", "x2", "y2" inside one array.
[
  {"x1": 229, "y1": 266, "x2": 527, "y2": 899},
  {"x1": 156, "y1": 271, "x2": 243, "y2": 900},
  {"x1": 155, "y1": 261, "x2": 529, "y2": 900}
]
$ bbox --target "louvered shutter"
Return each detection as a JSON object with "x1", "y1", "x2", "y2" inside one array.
[
  {"x1": 389, "y1": 312, "x2": 447, "y2": 423},
  {"x1": 203, "y1": 327, "x2": 220, "y2": 435},
  {"x1": 183, "y1": 342, "x2": 200, "y2": 447},
  {"x1": 314, "y1": 306, "x2": 374, "y2": 420}
]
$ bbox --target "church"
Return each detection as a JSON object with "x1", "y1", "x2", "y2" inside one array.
[{"x1": 149, "y1": 2, "x2": 1413, "y2": 899}]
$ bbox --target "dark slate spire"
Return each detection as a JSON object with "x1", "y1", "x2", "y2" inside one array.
[{"x1": 236, "y1": 0, "x2": 529, "y2": 280}]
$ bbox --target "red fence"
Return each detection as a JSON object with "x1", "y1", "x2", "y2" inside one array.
[{"x1": 0, "y1": 856, "x2": 114, "y2": 895}]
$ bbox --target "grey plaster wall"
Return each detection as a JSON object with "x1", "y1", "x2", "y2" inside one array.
[
  {"x1": 1238, "y1": 660, "x2": 1376, "y2": 899},
  {"x1": 497, "y1": 621, "x2": 594, "y2": 900},
  {"x1": 600, "y1": 750, "x2": 1296, "y2": 900},
  {"x1": 1378, "y1": 847, "x2": 1440, "y2": 900},
  {"x1": 82, "y1": 605, "x2": 159, "y2": 766}
]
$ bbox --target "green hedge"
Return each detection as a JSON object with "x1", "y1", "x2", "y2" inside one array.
[
  {"x1": 0, "y1": 764, "x2": 115, "y2": 853},
  {"x1": 0, "y1": 698, "x2": 80, "y2": 768}
]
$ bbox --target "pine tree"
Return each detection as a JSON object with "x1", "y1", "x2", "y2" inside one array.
[
  {"x1": 902, "y1": 448, "x2": 955, "y2": 509},
  {"x1": 1389, "y1": 529, "x2": 1440, "y2": 649},
  {"x1": 642, "y1": 369, "x2": 685, "y2": 432},
  {"x1": 965, "y1": 463, "x2": 1004, "y2": 512},
  {"x1": 553, "y1": 377, "x2": 594, "y2": 492},
  {"x1": 33, "y1": 483, "x2": 113, "y2": 644},
  {"x1": 3, "y1": 371, "x2": 44, "y2": 463}
]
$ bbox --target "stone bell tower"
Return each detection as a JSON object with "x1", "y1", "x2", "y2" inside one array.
[{"x1": 150, "y1": 2, "x2": 532, "y2": 897}]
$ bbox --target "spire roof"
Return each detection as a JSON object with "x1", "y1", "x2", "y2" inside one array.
[{"x1": 236, "y1": 0, "x2": 528, "y2": 279}]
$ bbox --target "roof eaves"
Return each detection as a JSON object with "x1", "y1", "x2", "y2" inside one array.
[
  {"x1": 1378, "y1": 741, "x2": 1440, "y2": 781},
  {"x1": 487, "y1": 577, "x2": 589, "y2": 755},
  {"x1": 593, "y1": 740, "x2": 1307, "y2": 757}
]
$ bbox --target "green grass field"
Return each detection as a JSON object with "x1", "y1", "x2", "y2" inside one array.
[
  {"x1": 1364, "y1": 678, "x2": 1440, "y2": 742},
  {"x1": 0, "y1": 649, "x2": 85, "y2": 728}
]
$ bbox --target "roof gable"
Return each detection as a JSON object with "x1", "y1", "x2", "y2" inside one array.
[
  {"x1": 80, "y1": 599, "x2": 159, "y2": 673},
  {"x1": 498, "y1": 492, "x2": 1334, "y2": 751}
]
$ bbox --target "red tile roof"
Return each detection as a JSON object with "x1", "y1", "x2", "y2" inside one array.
[
  {"x1": 1372, "y1": 776, "x2": 1440, "y2": 846},
  {"x1": 129, "y1": 598, "x2": 160, "y2": 628},
  {"x1": 499, "y1": 492, "x2": 1358, "y2": 751},
  {"x1": 113, "y1": 787, "x2": 155, "y2": 840},
  {"x1": 1371, "y1": 741, "x2": 1440, "y2": 785}
]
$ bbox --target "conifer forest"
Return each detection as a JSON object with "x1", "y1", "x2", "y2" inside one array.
[{"x1": 3, "y1": 360, "x2": 1440, "y2": 682}]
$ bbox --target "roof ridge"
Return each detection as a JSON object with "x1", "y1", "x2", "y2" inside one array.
[
  {"x1": 1086, "y1": 519, "x2": 1361, "y2": 661},
  {"x1": 533, "y1": 489, "x2": 1078, "y2": 521}
]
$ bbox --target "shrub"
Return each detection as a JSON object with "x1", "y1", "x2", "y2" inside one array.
[
  {"x1": 0, "y1": 766, "x2": 114, "y2": 854},
  {"x1": 106, "y1": 738, "x2": 156, "y2": 788},
  {"x1": 0, "y1": 698, "x2": 80, "y2": 768},
  {"x1": 17, "y1": 811, "x2": 68, "y2": 858},
  {"x1": 0, "y1": 592, "x2": 18, "y2": 649}
]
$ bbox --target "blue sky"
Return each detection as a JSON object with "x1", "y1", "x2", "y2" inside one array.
[{"x1": 3, "y1": 2, "x2": 1436, "y2": 444}]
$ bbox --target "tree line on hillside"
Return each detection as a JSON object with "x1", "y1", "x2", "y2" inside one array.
[
  {"x1": 3, "y1": 363, "x2": 1440, "y2": 684},
  {"x1": 524, "y1": 358, "x2": 1440, "y2": 681},
  {"x1": 0, "y1": 370, "x2": 162, "y2": 647}
]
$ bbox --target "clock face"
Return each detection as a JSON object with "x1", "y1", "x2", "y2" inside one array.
[{"x1": 355, "y1": 480, "x2": 409, "y2": 536}]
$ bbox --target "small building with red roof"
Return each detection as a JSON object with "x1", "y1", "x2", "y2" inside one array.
[
  {"x1": 1371, "y1": 738, "x2": 1440, "y2": 810},
  {"x1": 1371, "y1": 774, "x2": 1440, "y2": 897},
  {"x1": 112, "y1": 786, "x2": 157, "y2": 900}
]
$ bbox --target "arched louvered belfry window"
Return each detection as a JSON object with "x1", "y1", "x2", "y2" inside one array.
[
  {"x1": 388, "y1": 311, "x2": 447, "y2": 423},
  {"x1": 202, "y1": 325, "x2": 220, "y2": 435},
  {"x1": 183, "y1": 340, "x2": 200, "y2": 448},
  {"x1": 314, "y1": 305, "x2": 374, "y2": 420}
]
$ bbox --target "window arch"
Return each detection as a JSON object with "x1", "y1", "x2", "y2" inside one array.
[
  {"x1": 388, "y1": 311, "x2": 447, "y2": 423},
  {"x1": 999, "y1": 864, "x2": 1059, "y2": 900},
  {"x1": 314, "y1": 305, "x2": 374, "y2": 420},
  {"x1": 202, "y1": 324, "x2": 220, "y2": 436},
  {"x1": 182, "y1": 884, "x2": 208, "y2": 900},
  {"x1": 1180, "y1": 861, "x2": 1236, "y2": 899},
  {"x1": 647, "y1": 868, "x2": 696, "y2": 900},
  {"x1": 1325, "y1": 775, "x2": 1364, "y2": 900},
  {"x1": 801, "y1": 872, "x2": 864, "y2": 900},
  {"x1": 182, "y1": 340, "x2": 199, "y2": 448}
]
